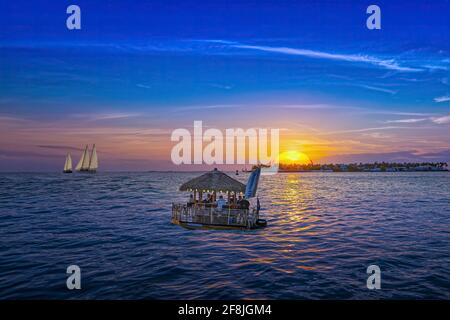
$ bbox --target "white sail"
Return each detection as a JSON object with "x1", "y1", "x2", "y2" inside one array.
[
  {"x1": 64, "y1": 153, "x2": 72, "y2": 171},
  {"x1": 76, "y1": 145, "x2": 88, "y2": 171},
  {"x1": 81, "y1": 145, "x2": 91, "y2": 170},
  {"x1": 89, "y1": 144, "x2": 98, "y2": 171}
]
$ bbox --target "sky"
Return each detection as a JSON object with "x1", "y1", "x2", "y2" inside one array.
[{"x1": 0, "y1": 0, "x2": 449, "y2": 171}]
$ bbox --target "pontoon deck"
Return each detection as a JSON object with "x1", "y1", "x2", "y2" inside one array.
[{"x1": 172, "y1": 203, "x2": 265, "y2": 230}]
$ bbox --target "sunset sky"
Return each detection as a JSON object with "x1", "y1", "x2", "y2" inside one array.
[{"x1": 1, "y1": 0, "x2": 449, "y2": 171}]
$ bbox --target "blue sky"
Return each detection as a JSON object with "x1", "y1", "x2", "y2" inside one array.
[{"x1": 0, "y1": 0, "x2": 449, "y2": 171}]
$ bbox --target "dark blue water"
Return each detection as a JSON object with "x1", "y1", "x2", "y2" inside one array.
[{"x1": 0, "y1": 172, "x2": 449, "y2": 299}]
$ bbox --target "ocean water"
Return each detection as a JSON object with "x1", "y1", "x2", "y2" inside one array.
[{"x1": 0, "y1": 172, "x2": 449, "y2": 299}]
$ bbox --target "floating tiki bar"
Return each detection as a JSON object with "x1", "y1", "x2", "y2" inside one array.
[{"x1": 172, "y1": 168, "x2": 267, "y2": 230}]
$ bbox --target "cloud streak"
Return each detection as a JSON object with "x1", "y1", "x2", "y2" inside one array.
[
  {"x1": 434, "y1": 95, "x2": 450, "y2": 103},
  {"x1": 355, "y1": 84, "x2": 397, "y2": 95},
  {"x1": 70, "y1": 113, "x2": 141, "y2": 121},
  {"x1": 172, "y1": 104, "x2": 242, "y2": 112},
  {"x1": 432, "y1": 116, "x2": 450, "y2": 124},
  {"x1": 385, "y1": 118, "x2": 428, "y2": 124},
  {"x1": 320, "y1": 126, "x2": 410, "y2": 135},
  {"x1": 385, "y1": 115, "x2": 450, "y2": 125},
  {"x1": 136, "y1": 83, "x2": 152, "y2": 89},
  {"x1": 37, "y1": 145, "x2": 84, "y2": 151},
  {"x1": 384, "y1": 116, "x2": 450, "y2": 124},
  {"x1": 231, "y1": 44, "x2": 422, "y2": 72}
]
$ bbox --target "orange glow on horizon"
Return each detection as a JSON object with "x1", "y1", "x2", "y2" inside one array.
[{"x1": 279, "y1": 150, "x2": 313, "y2": 165}]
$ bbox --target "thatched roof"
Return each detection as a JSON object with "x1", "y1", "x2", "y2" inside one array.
[{"x1": 179, "y1": 168, "x2": 246, "y2": 193}]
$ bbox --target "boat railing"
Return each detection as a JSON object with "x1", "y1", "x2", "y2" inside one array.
[{"x1": 172, "y1": 203, "x2": 259, "y2": 228}]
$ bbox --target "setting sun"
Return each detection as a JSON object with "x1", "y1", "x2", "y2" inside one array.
[{"x1": 279, "y1": 151, "x2": 313, "y2": 165}]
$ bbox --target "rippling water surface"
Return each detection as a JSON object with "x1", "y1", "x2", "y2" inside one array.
[{"x1": 0, "y1": 172, "x2": 449, "y2": 299}]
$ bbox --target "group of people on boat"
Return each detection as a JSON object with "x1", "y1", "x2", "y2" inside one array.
[{"x1": 187, "y1": 193, "x2": 250, "y2": 210}]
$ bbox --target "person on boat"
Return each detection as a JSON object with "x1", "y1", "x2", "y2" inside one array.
[
  {"x1": 187, "y1": 194, "x2": 195, "y2": 207},
  {"x1": 228, "y1": 195, "x2": 234, "y2": 207},
  {"x1": 216, "y1": 195, "x2": 226, "y2": 210},
  {"x1": 239, "y1": 196, "x2": 250, "y2": 210},
  {"x1": 203, "y1": 193, "x2": 212, "y2": 203},
  {"x1": 237, "y1": 195, "x2": 243, "y2": 206}
]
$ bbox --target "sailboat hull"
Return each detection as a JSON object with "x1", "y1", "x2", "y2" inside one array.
[
  {"x1": 63, "y1": 170, "x2": 72, "y2": 173},
  {"x1": 77, "y1": 169, "x2": 96, "y2": 173}
]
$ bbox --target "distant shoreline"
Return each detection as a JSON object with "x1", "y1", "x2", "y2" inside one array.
[
  {"x1": 1, "y1": 162, "x2": 449, "y2": 174},
  {"x1": 277, "y1": 170, "x2": 449, "y2": 173},
  {"x1": 0, "y1": 170, "x2": 449, "y2": 174},
  {"x1": 278, "y1": 162, "x2": 449, "y2": 173}
]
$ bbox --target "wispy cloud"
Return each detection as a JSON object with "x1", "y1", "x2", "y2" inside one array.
[
  {"x1": 385, "y1": 118, "x2": 428, "y2": 124},
  {"x1": 37, "y1": 145, "x2": 83, "y2": 151},
  {"x1": 320, "y1": 126, "x2": 410, "y2": 135},
  {"x1": 365, "y1": 111, "x2": 435, "y2": 117},
  {"x1": 434, "y1": 95, "x2": 450, "y2": 103},
  {"x1": 431, "y1": 116, "x2": 450, "y2": 124},
  {"x1": 385, "y1": 115, "x2": 450, "y2": 125},
  {"x1": 136, "y1": 83, "x2": 152, "y2": 89},
  {"x1": 356, "y1": 84, "x2": 397, "y2": 95},
  {"x1": 209, "y1": 83, "x2": 234, "y2": 90},
  {"x1": 173, "y1": 104, "x2": 241, "y2": 112},
  {"x1": 1, "y1": 38, "x2": 431, "y2": 74},
  {"x1": 231, "y1": 44, "x2": 422, "y2": 72},
  {"x1": 191, "y1": 39, "x2": 238, "y2": 45},
  {"x1": 70, "y1": 113, "x2": 141, "y2": 121},
  {"x1": 362, "y1": 132, "x2": 392, "y2": 139},
  {"x1": 91, "y1": 113, "x2": 141, "y2": 121},
  {"x1": 0, "y1": 149, "x2": 62, "y2": 159},
  {"x1": 279, "y1": 104, "x2": 355, "y2": 110},
  {"x1": 281, "y1": 106, "x2": 434, "y2": 117},
  {"x1": 0, "y1": 114, "x2": 29, "y2": 122},
  {"x1": 423, "y1": 65, "x2": 448, "y2": 71}
]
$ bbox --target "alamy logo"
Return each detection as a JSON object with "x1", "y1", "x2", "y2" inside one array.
[
  {"x1": 366, "y1": 265, "x2": 381, "y2": 289},
  {"x1": 66, "y1": 5, "x2": 81, "y2": 30},
  {"x1": 366, "y1": 5, "x2": 381, "y2": 30},
  {"x1": 66, "y1": 265, "x2": 81, "y2": 290},
  {"x1": 171, "y1": 121, "x2": 280, "y2": 174}
]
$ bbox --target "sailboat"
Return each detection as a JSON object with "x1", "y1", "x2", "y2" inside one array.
[
  {"x1": 63, "y1": 153, "x2": 72, "y2": 173},
  {"x1": 75, "y1": 144, "x2": 98, "y2": 173}
]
